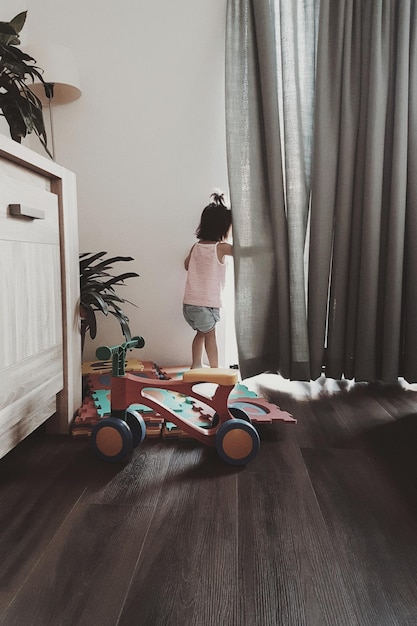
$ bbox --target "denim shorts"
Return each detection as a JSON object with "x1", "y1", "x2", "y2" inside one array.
[{"x1": 183, "y1": 304, "x2": 220, "y2": 333}]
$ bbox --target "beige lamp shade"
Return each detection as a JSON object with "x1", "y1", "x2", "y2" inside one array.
[{"x1": 24, "y1": 43, "x2": 82, "y2": 106}]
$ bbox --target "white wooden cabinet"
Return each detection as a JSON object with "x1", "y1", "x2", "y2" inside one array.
[{"x1": 0, "y1": 135, "x2": 81, "y2": 459}]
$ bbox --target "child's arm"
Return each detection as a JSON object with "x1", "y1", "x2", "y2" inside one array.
[
  {"x1": 217, "y1": 242, "x2": 233, "y2": 262},
  {"x1": 184, "y1": 245, "x2": 195, "y2": 270}
]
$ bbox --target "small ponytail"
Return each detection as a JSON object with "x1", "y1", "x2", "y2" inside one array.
[{"x1": 210, "y1": 191, "x2": 226, "y2": 207}]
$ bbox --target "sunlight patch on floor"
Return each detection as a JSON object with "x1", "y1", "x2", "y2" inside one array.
[{"x1": 243, "y1": 373, "x2": 357, "y2": 400}]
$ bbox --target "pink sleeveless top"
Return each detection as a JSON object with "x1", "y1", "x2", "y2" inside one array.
[{"x1": 183, "y1": 242, "x2": 226, "y2": 308}]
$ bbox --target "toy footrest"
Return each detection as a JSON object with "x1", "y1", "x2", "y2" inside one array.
[{"x1": 183, "y1": 367, "x2": 239, "y2": 386}]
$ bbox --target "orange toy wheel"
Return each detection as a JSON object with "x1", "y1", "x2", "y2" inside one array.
[
  {"x1": 91, "y1": 417, "x2": 133, "y2": 462},
  {"x1": 215, "y1": 418, "x2": 260, "y2": 465}
]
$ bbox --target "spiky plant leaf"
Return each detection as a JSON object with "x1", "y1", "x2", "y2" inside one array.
[
  {"x1": 79, "y1": 251, "x2": 139, "y2": 351},
  {"x1": 0, "y1": 12, "x2": 51, "y2": 156},
  {"x1": 9, "y1": 11, "x2": 27, "y2": 35}
]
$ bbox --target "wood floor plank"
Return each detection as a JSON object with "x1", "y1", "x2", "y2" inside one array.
[
  {"x1": 322, "y1": 384, "x2": 417, "y2": 497},
  {"x1": 360, "y1": 412, "x2": 417, "y2": 501},
  {"x1": 303, "y1": 447, "x2": 417, "y2": 626},
  {"x1": 0, "y1": 434, "x2": 88, "y2": 610},
  {"x1": 237, "y1": 443, "x2": 362, "y2": 626},
  {"x1": 254, "y1": 376, "x2": 336, "y2": 449},
  {"x1": 117, "y1": 445, "x2": 240, "y2": 626},
  {"x1": 82, "y1": 439, "x2": 176, "y2": 506},
  {"x1": 325, "y1": 384, "x2": 393, "y2": 429},
  {"x1": 0, "y1": 502, "x2": 153, "y2": 626},
  {"x1": 366, "y1": 382, "x2": 417, "y2": 419},
  {"x1": 258, "y1": 377, "x2": 396, "y2": 452}
]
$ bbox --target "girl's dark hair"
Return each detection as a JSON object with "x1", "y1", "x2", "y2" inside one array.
[{"x1": 196, "y1": 192, "x2": 232, "y2": 241}]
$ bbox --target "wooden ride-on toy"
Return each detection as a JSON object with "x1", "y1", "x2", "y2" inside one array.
[{"x1": 90, "y1": 337, "x2": 260, "y2": 465}]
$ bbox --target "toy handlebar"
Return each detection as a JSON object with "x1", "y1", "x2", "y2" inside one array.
[{"x1": 96, "y1": 336, "x2": 145, "y2": 376}]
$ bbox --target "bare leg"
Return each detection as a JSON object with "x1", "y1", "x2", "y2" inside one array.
[
  {"x1": 204, "y1": 327, "x2": 218, "y2": 368},
  {"x1": 191, "y1": 331, "x2": 205, "y2": 368}
]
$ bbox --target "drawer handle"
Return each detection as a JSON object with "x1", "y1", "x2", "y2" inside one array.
[{"x1": 8, "y1": 204, "x2": 45, "y2": 220}]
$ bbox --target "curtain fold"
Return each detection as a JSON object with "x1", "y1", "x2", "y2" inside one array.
[
  {"x1": 226, "y1": 0, "x2": 417, "y2": 383},
  {"x1": 403, "y1": 1, "x2": 417, "y2": 381},
  {"x1": 309, "y1": 0, "x2": 417, "y2": 382},
  {"x1": 226, "y1": 0, "x2": 319, "y2": 380}
]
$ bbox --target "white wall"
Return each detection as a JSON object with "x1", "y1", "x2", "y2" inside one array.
[{"x1": 3, "y1": 1, "x2": 234, "y2": 367}]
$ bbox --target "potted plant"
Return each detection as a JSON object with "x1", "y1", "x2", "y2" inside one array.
[
  {"x1": 0, "y1": 11, "x2": 51, "y2": 156},
  {"x1": 79, "y1": 251, "x2": 139, "y2": 353}
]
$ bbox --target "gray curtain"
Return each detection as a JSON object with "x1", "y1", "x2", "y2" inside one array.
[
  {"x1": 226, "y1": 0, "x2": 320, "y2": 380},
  {"x1": 226, "y1": 0, "x2": 417, "y2": 383}
]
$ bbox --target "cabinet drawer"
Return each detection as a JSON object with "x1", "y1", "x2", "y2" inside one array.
[{"x1": 0, "y1": 172, "x2": 59, "y2": 244}]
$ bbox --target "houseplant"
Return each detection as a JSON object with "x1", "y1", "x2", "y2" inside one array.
[
  {"x1": 79, "y1": 251, "x2": 139, "y2": 352},
  {"x1": 0, "y1": 11, "x2": 51, "y2": 156}
]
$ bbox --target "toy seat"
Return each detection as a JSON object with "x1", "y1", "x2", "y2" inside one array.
[{"x1": 182, "y1": 367, "x2": 238, "y2": 386}]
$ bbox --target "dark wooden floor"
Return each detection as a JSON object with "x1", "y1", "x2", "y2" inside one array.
[{"x1": 1, "y1": 376, "x2": 417, "y2": 626}]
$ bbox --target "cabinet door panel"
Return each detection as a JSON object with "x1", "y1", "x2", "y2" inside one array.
[
  {"x1": 0, "y1": 346, "x2": 63, "y2": 414},
  {"x1": 0, "y1": 383, "x2": 59, "y2": 459},
  {"x1": 0, "y1": 173, "x2": 63, "y2": 421},
  {"x1": 0, "y1": 241, "x2": 62, "y2": 369},
  {"x1": 0, "y1": 136, "x2": 81, "y2": 455}
]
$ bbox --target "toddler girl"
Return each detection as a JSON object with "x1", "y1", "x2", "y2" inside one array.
[{"x1": 183, "y1": 193, "x2": 233, "y2": 368}]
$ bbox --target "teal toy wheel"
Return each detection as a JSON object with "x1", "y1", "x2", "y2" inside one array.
[
  {"x1": 91, "y1": 417, "x2": 133, "y2": 462},
  {"x1": 215, "y1": 418, "x2": 260, "y2": 465},
  {"x1": 212, "y1": 406, "x2": 251, "y2": 429},
  {"x1": 126, "y1": 407, "x2": 146, "y2": 448},
  {"x1": 229, "y1": 405, "x2": 251, "y2": 422}
]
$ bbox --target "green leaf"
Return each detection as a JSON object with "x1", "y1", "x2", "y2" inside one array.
[
  {"x1": 86, "y1": 310, "x2": 97, "y2": 340},
  {"x1": 102, "y1": 272, "x2": 140, "y2": 289},
  {"x1": 101, "y1": 293, "x2": 124, "y2": 305},
  {"x1": 82, "y1": 291, "x2": 109, "y2": 313},
  {"x1": 9, "y1": 12, "x2": 27, "y2": 35},
  {"x1": 0, "y1": 12, "x2": 50, "y2": 156},
  {"x1": 87, "y1": 256, "x2": 136, "y2": 275},
  {"x1": 79, "y1": 251, "x2": 139, "y2": 351},
  {"x1": 79, "y1": 251, "x2": 107, "y2": 271},
  {"x1": 0, "y1": 24, "x2": 19, "y2": 46},
  {"x1": 109, "y1": 311, "x2": 132, "y2": 341}
]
